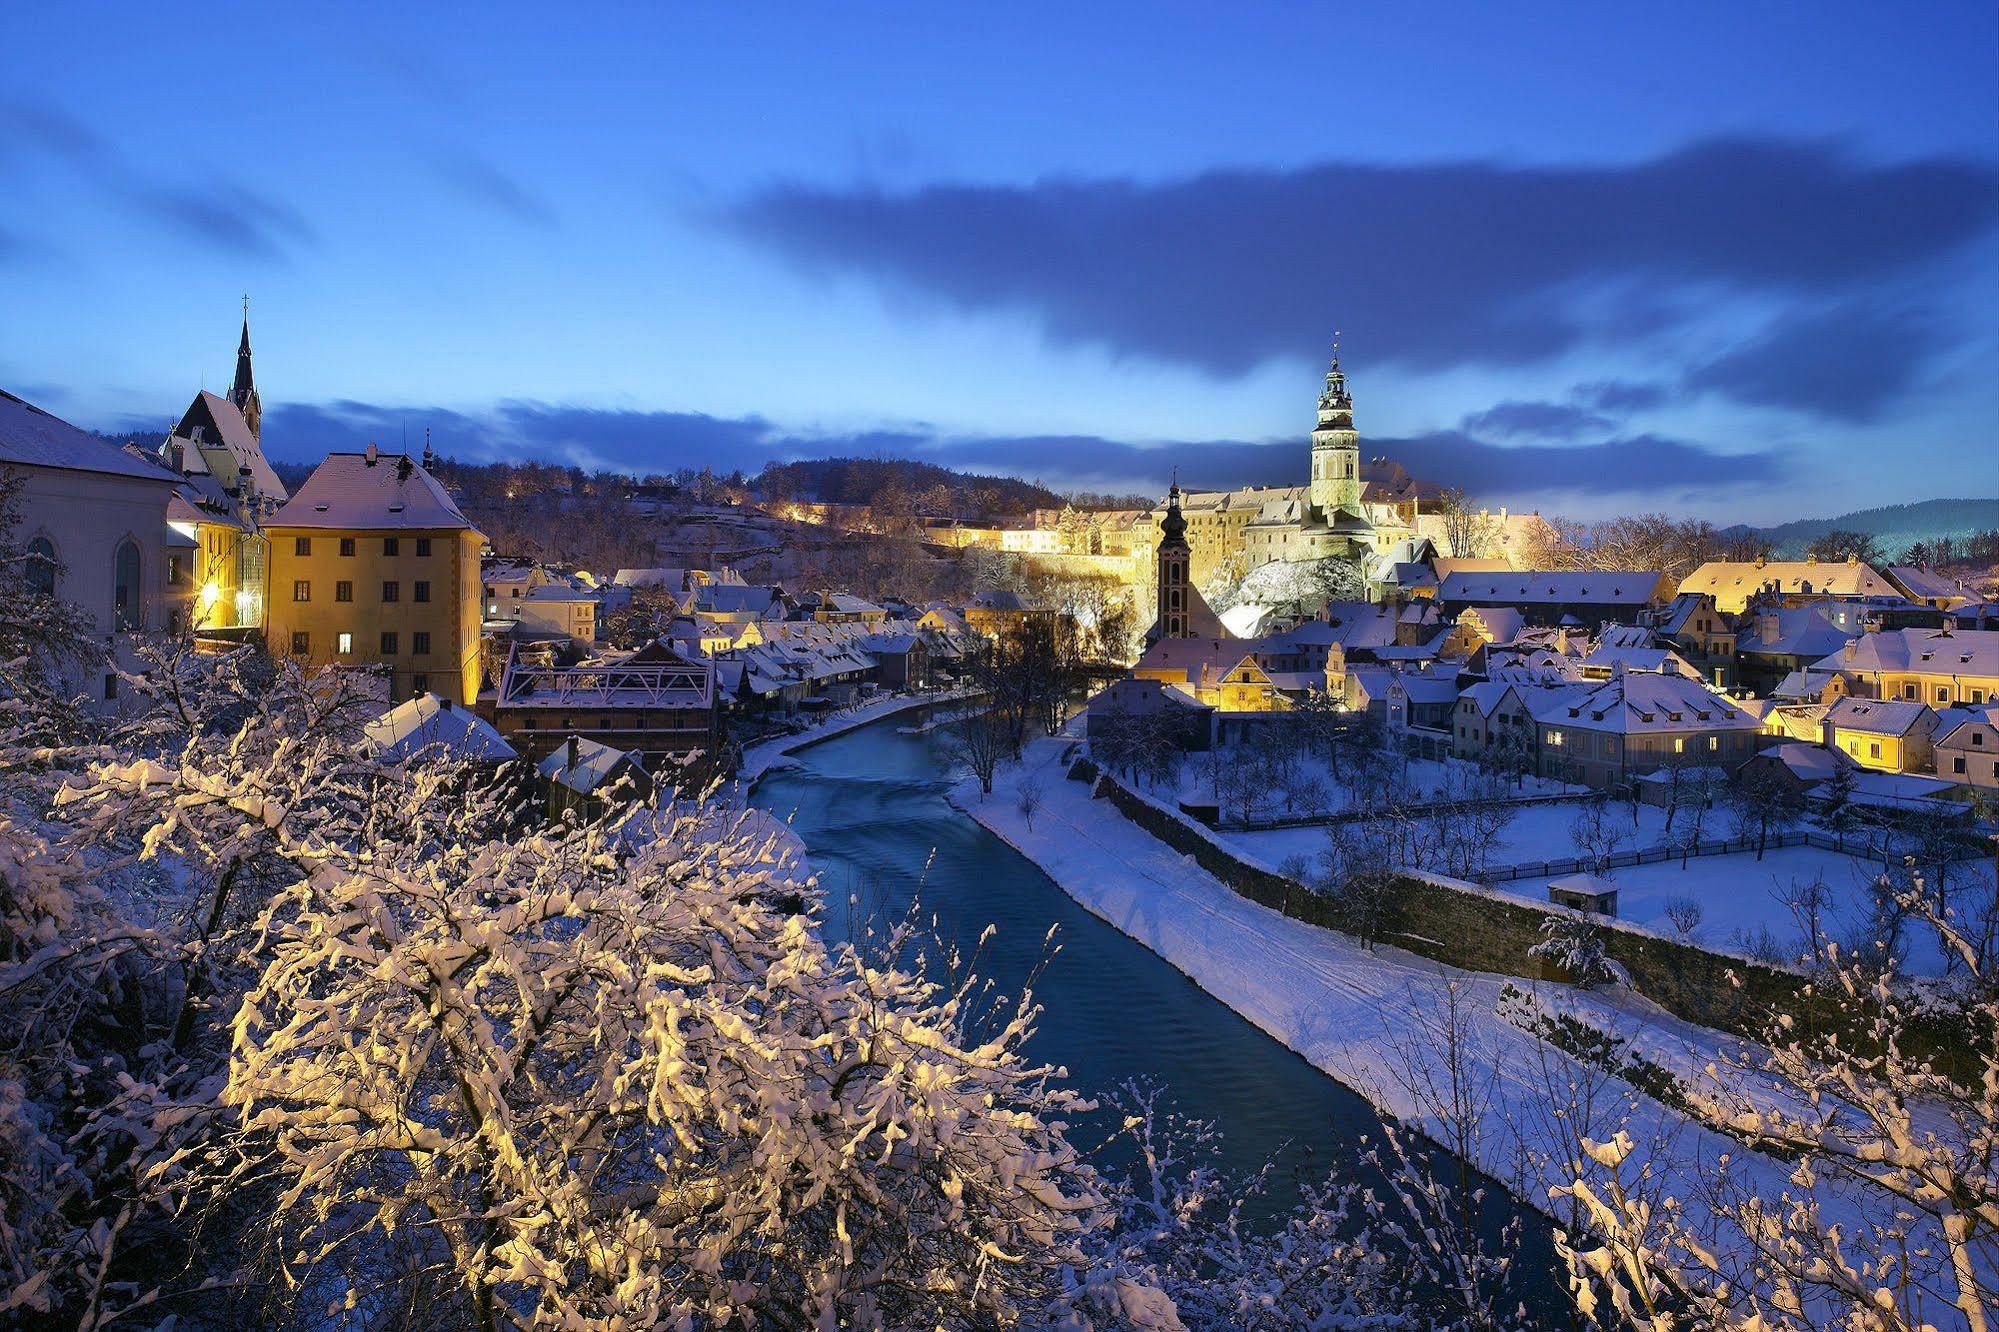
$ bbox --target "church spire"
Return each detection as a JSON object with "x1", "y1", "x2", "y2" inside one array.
[{"x1": 228, "y1": 295, "x2": 262, "y2": 444}]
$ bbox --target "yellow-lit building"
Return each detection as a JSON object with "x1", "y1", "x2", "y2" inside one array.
[
  {"x1": 1823, "y1": 696, "x2": 1938, "y2": 773},
  {"x1": 264, "y1": 448, "x2": 486, "y2": 704},
  {"x1": 1814, "y1": 628, "x2": 1999, "y2": 709}
]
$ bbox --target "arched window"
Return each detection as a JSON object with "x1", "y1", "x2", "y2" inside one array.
[
  {"x1": 113, "y1": 539, "x2": 141, "y2": 631},
  {"x1": 26, "y1": 537, "x2": 56, "y2": 598}
]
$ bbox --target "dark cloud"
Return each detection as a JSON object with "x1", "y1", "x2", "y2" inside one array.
[
  {"x1": 430, "y1": 151, "x2": 560, "y2": 229},
  {"x1": 726, "y1": 138, "x2": 1999, "y2": 394},
  {"x1": 1460, "y1": 399, "x2": 1614, "y2": 440},
  {"x1": 1685, "y1": 301, "x2": 1942, "y2": 420},
  {"x1": 241, "y1": 397, "x2": 1777, "y2": 503},
  {"x1": 1575, "y1": 379, "x2": 1673, "y2": 413}
]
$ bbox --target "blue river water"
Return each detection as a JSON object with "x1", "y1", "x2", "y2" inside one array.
[{"x1": 751, "y1": 715, "x2": 1561, "y2": 1316}]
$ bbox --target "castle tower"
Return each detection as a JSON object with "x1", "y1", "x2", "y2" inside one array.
[
  {"x1": 228, "y1": 297, "x2": 262, "y2": 444},
  {"x1": 1308, "y1": 340, "x2": 1360, "y2": 515},
  {"x1": 1153, "y1": 480, "x2": 1193, "y2": 640}
]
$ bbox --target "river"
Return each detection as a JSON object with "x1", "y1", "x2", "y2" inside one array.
[{"x1": 751, "y1": 714, "x2": 1559, "y2": 1314}]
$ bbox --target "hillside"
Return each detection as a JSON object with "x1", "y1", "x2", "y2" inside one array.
[
  {"x1": 1751, "y1": 497, "x2": 1999, "y2": 559},
  {"x1": 753, "y1": 457, "x2": 1063, "y2": 516}
]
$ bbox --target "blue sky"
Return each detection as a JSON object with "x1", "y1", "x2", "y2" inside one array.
[{"x1": 2, "y1": 2, "x2": 1995, "y2": 521}]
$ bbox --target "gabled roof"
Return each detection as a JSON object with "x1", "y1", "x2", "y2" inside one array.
[
  {"x1": 0, "y1": 389, "x2": 179, "y2": 484},
  {"x1": 1811, "y1": 628, "x2": 1999, "y2": 678},
  {"x1": 364, "y1": 693, "x2": 518, "y2": 763},
  {"x1": 270, "y1": 451, "x2": 473, "y2": 530},
  {"x1": 538, "y1": 737, "x2": 645, "y2": 795},
  {"x1": 1825, "y1": 696, "x2": 1935, "y2": 737},
  {"x1": 169, "y1": 391, "x2": 286, "y2": 500}
]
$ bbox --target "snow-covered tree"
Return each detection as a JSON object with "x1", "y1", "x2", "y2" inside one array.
[{"x1": 1556, "y1": 881, "x2": 1999, "y2": 1330}]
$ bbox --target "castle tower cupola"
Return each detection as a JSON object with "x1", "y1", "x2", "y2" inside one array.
[{"x1": 1308, "y1": 335, "x2": 1362, "y2": 514}]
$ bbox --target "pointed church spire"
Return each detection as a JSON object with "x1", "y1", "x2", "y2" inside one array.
[{"x1": 228, "y1": 295, "x2": 263, "y2": 445}]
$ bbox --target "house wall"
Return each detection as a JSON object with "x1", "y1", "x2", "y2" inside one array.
[
  {"x1": 1939, "y1": 724, "x2": 1999, "y2": 789},
  {"x1": 1829, "y1": 724, "x2": 1934, "y2": 774},
  {"x1": 15, "y1": 464, "x2": 177, "y2": 637},
  {"x1": 266, "y1": 526, "x2": 484, "y2": 704}
]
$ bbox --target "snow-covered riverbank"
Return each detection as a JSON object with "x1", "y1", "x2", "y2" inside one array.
[{"x1": 949, "y1": 736, "x2": 1910, "y2": 1279}]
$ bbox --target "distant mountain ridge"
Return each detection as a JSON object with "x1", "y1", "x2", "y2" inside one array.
[{"x1": 1744, "y1": 497, "x2": 1999, "y2": 559}]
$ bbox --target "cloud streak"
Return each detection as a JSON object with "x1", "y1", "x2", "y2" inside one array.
[
  {"x1": 1, "y1": 98, "x2": 314, "y2": 260},
  {"x1": 240, "y1": 397, "x2": 1780, "y2": 504}
]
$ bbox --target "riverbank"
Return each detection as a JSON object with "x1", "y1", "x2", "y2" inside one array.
[
  {"x1": 949, "y1": 736, "x2": 1893, "y2": 1256},
  {"x1": 736, "y1": 687, "x2": 979, "y2": 790}
]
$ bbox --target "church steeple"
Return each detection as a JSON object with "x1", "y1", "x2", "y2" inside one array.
[
  {"x1": 228, "y1": 295, "x2": 262, "y2": 444},
  {"x1": 1150, "y1": 477, "x2": 1194, "y2": 642}
]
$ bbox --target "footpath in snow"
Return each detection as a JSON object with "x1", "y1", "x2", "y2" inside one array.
[{"x1": 952, "y1": 735, "x2": 1913, "y2": 1278}]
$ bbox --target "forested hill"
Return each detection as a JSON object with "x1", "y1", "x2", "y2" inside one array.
[
  {"x1": 753, "y1": 457, "x2": 1065, "y2": 515},
  {"x1": 1751, "y1": 497, "x2": 1999, "y2": 558}
]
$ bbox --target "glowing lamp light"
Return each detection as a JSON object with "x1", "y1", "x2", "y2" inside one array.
[{"x1": 199, "y1": 580, "x2": 222, "y2": 607}]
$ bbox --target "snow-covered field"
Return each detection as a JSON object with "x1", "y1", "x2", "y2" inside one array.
[
  {"x1": 952, "y1": 736, "x2": 1916, "y2": 1284},
  {"x1": 1219, "y1": 799, "x2": 1676, "y2": 872},
  {"x1": 1222, "y1": 806, "x2": 1993, "y2": 977},
  {"x1": 1173, "y1": 746, "x2": 1576, "y2": 820}
]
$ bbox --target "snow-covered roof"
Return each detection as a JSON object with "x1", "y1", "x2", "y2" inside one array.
[
  {"x1": 169, "y1": 391, "x2": 286, "y2": 500},
  {"x1": 1825, "y1": 696, "x2": 1935, "y2": 737},
  {"x1": 1532, "y1": 672, "x2": 1759, "y2": 735},
  {"x1": 1437, "y1": 570, "x2": 1666, "y2": 606},
  {"x1": 1579, "y1": 645, "x2": 1699, "y2": 679},
  {"x1": 1460, "y1": 606, "x2": 1529, "y2": 645},
  {"x1": 525, "y1": 582, "x2": 597, "y2": 603},
  {"x1": 1751, "y1": 741, "x2": 1851, "y2": 783},
  {"x1": 1886, "y1": 566, "x2": 1980, "y2": 604},
  {"x1": 270, "y1": 450, "x2": 473, "y2": 530},
  {"x1": 1549, "y1": 872, "x2": 1620, "y2": 896},
  {"x1": 1812, "y1": 628, "x2": 1999, "y2": 678},
  {"x1": 1934, "y1": 705, "x2": 1999, "y2": 746},
  {"x1": 363, "y1": 693, "x2": 519, "y2": 763},
  {"x1": 0, "y1": 389, "x2": 179, "y2": 484},
  {"x1": 1738, "y1": 607, "x2": 1853, "y2": 659},
  {"x1": 538, "y1": 737, "x2": 646, "y2": 796},
  {"x1": 1679, "y1": 558, "x2": 1896, "y2": 606}
]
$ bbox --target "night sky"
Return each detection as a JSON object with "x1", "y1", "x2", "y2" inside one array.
[{"x1": 3, "y1": 2, "x2": 1995, "y2": 519}]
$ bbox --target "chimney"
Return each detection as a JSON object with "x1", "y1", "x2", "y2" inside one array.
[
  {"x1": 566, "y1": 736, "x2": 579, "y2": 771},
  {"x1": 1757, "y1": 609, "x2": 1779, "y2": 646},
  {"x1": 365, "y1": 442, "x2": 379, "y2": 465},
  {"x1": 238, "y1": 465, "x2": 255, "y2": 502},
  {"x1": 1843, "y1": 636, "x2": 1859, "y2": 662},
  {"x1": 437, "y1": 695, "x2": 451, "y2": 711}
]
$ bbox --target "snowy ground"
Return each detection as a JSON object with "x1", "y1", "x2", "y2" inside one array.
[
  {"x1": 1174, "y1": 746, "x2": 1577, "y2": 822},
  {"x1": 736, "y1": 688, "x2": 978, "y2": 787},
  {"x1": 1222, "y1": 806, "x2": 1992, "y2": 977},
  {"x1": 952, "y1": 736, "x2": 1930, "y2": 1300}
]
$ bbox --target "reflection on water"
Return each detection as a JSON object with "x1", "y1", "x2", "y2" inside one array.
[{"x1": 752, "y1": 721, "x2": 1558, "y2": 1313}]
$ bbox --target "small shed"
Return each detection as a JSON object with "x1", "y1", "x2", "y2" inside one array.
[
  {"x1": 538, "y1": 735, "x2": 650, "y2": 824},
  {"x1": 1548, "y1": 872, "x2": 1620, "y2": 916}
]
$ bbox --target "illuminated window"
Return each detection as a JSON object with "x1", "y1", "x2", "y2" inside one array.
[
  {"x1": 1674, "y1": 737, "x2": 1685, "y2": 753},
  {"x1": 1708, "y1": 736, "x2": 1719, "y2": 751},
  {"x1": 292, "y1": 580, "x2": 310, "y2": 602},
  {"x1": 337, "y1": 632, "x2": 353, "y2": 655}
]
